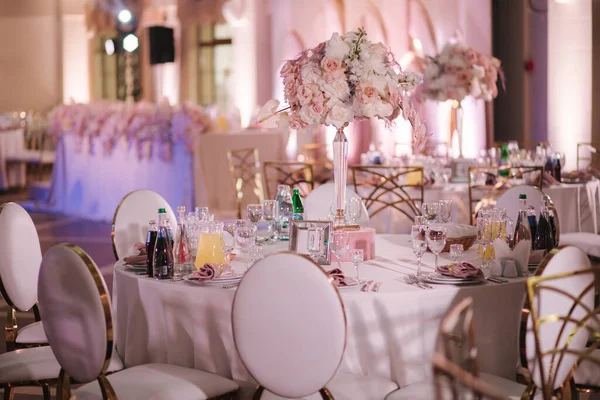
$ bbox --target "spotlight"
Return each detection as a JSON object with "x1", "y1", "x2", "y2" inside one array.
[
  {"x1": 122, "y1": 34, "x2": 139, "y2": 52},
  {"x1": 104, "y1": 39, "x2": 115, "y2": 55},
  {"x1": 118, "y1": 9, "x2": 132, "y2": 24}
]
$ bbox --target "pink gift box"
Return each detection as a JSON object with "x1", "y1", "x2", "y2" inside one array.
[{"x1": 330, "y1": 227, "x2": 376, "y2": 261}]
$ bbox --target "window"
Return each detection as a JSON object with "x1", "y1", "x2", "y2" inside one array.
[{"x1": 197, "y1": 24, "x2": 233, "y2": 110}]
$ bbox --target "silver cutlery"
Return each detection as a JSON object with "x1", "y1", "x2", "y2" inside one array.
[
  {"x1": 371, "y1": 282, "x2": 382, "y2": 292},
  {"x1": 221, "y1": 283, "x2": 239, "y2": 289},
  {"x1": 360, "y1": 280, "x2": 374, "y2": 292},
  {"x1": 404, "y1": 276, "x2": 425, "y2": 289},
  {"x1": 407, "y1": 274, "x2": 433, "y2": 290},
  {"x1": 486, "y1": 276, "x2": 508, "y2": 284}
]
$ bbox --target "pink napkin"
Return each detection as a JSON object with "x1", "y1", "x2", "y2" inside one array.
[
  {"x1": 327, "y1": 268, "x2": 348, "y2": 286},
  {"x1": 437, "y1": 262, "x2": 483, "y2": 279},
  {"x1": 123, "y1": 242, "x2": 147, "y2": 265},
  {"x1": 191, "y1": 263, "x2": 234, "y2": 281}
]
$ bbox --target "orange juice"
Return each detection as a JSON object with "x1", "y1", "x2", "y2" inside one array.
[{"x1": 194, "y1": 233, "x2": 226, "y2": 269}]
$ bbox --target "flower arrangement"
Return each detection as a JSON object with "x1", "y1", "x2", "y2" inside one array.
[
  {"x1": 258, "y1": 28, "x2": 428, "y2": 152},
  {"x1": 420, "y1": 41, "x2": 504, "y2": 103},
  {"x1": 49, "y1": 101, "x2": 214, "y2": 158}
]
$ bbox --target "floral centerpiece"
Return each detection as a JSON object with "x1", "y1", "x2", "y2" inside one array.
[
  {"x1": 419, "y1": 41, "x2": 504, "y2": 157},
  {"x1": 258, "y1": 28, "x2": 427, "y2": 225}
]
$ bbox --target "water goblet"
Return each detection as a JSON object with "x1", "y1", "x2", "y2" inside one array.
[
  {"x1": 422, "y1": 202, "x2": 439, "y2": 224},
  {"x1": 438, "y1": 200, "x2": 453, "y2": 223},
  {"x1": 427, "y1": 226, "x2": 447, "y2": 268},
  {"x1": 411, "y1": 225, "x2": 428, "y2": 278},
  {"x1": 195, "y1": 207, "x2": 209, "y2": 222},
  {"x1": 414, "y1": 215, "x2": 427, "y2": 226},
  {"x1": 330, "y1": 231, "x2": 350, "y2": 269},
  {"x1": 235, "y1": 226, "x2": 256, "y2": 272},
  {"x1": 442, "y1": 168, "x2": 452, "y2": 184},
  {"x1": 222, "y1": 244, "x2": 234, "y2": 263},
  {"x1": 450, "y1": 244, "x2": 464, "y2": 264},
  {"x1": 349, "y1": 249, "x2": 364, "y2": 282},
  {"x1": 247, "y1": 204, "x2": 263, "y2": 241},
  {"x1": 348, "y1": 197, "x2": 363, "y2": 224},
  {"x1": 263, "y1": 200, "x2": 278, "y2": 242},
  {"x1": 307, "y1": 226, "x2": 324, "y2": 263}
]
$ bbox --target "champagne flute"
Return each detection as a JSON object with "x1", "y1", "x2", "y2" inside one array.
[
  {"x1": 411, "y1": 225, "x2": 428, "y2": 278},
  {"x1": 307, "y1": 226, "x2": 324, "y2": 263},
  {"x1": 349, "y1": 249, "x2": 364, "y2": 282},
  {"x1": 235, "y1": 226, "x2": 256, "y2": 272},
  {"x1": 330, "y1": 231, "x2": 350, "y2": 270},
  {"x1": 427, "y1": 226, "x2": 447, "y2": 268},
  {"x1": 247, "y1": 204, "x2": 263, "y2": 242},
  {"x1": 263, "y1": 200, "x2": 278, "y2": 242},
  {"x1": 477, "y1": 217, "x2": 492, "y2": 269}
]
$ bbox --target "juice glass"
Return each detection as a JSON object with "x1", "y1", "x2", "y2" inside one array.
[{"x1": 194, "y1": 221, "x2": 227, "y2": 269}]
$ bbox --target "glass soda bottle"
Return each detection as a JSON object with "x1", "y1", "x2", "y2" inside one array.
[
  {"x1": 534, "y1": 206, "x2": 554, "y2": 252},
  {"x1": 153, "y1": 208, "x2": 174, "y2": 280},
  {"x1": 291, "y1": 188, "x2": 304, "y2": 220},
  {"x1": 275, "y1": 184, "x2": 293, "y2": 240},
  {"x1": 513, "y1": 194, "x2": 532, "y2": 247},
  {"x1": 173, "y1": 206, "x2": 191, "y2": 276},
  {"x1": 166, "y1": 218, "x2": 174, "y2": 247},
  {"x1": 145, "y1": 220, "x2": 158, "y2": 278},
  {"x1": 526, "y1": 205, "x2": 537, "y2": 250}
]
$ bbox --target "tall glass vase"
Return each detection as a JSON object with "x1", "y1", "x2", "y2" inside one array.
[
  {"x1": 332, "y1": 125, "x2": 348, "y2": 227},
  {"x1": 452, "y1": 100, "x2": 464, "y2": 158}
]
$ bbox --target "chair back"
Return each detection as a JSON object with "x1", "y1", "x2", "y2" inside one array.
[
  {"x1": 111, "y1": 190, "x2": 176, "y2": 260},
  {"x1": 232, "y1": 253, "x2": 346, "y2": 398},
  {"x1": 350, "y1": 165, "x2": 423, "y2": 223},
  {"x1": 523, "y1": 247, "x2": 598, "y2": 397},
  {"x1": 226, "y1": 148, "x2": 264, "y2": 219},
  {"x1": 37, "y1": 244, "x2": 113, "y2": 384},
  {"x1": 495, "y1": 185, "x2": 544, "y2": 226},
  {"x1": 433, "y1": 297, "x2": 510, "y2": 400},
  {"x1": 0, "y1": 202, "x2": 42, "y2": 311},
  {"x1": 577, "y1": 143, "x2": 598, "y2": 170},
  {"x1": 304, "y1": 183, "x2": 369, "y2": 226},
  {"x1": 262, "y1": 161, "x2": 314, "y2": 199}
]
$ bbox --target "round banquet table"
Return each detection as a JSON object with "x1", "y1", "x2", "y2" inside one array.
[{"x1": 113, "y1": 235, "x2": 526, "y2": 398}]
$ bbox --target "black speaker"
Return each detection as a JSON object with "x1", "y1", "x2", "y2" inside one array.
[{"x1": 149, "y1": 26, "x2": 175, "y2": 65}]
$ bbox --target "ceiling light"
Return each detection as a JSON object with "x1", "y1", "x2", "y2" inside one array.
[
  {"x1": 122, "y1": 34, "x2": 139, "y2": 52},
  {"x1": 118, "y1": 9, "x2": 132, "y2": 24}
]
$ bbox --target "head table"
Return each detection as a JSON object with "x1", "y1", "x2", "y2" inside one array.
[{"x1": 112, "y1": 234, "x2": 526, "y2": 398}]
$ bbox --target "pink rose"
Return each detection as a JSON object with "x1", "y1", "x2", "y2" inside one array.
[
  {"x1": 445, "y1": 65, "x2": 457, "y2": 75},
  {"x1": 297, "y1": 84, "x2": 320, "y2": 105},
  {"x1": 289, "y1": 113, "x2": 308, "y2": 130},
  {"x1": 457, "y1": 71, "x2": 471, "y2": 84},
  {"x1": 465, "y1": 49, "x2": 478, "y2": 64},
  {"x1": 313, "y1": 41, "x2": 326, "y2": 55},
  {"x1": 358, "y1": 82, "x2": 378, "y2": 103},
  {"x1": 321, "y1": 57, "x2": 342, "y2": 73},
  {"x1": 280, "y1": 61, "x2": 297, "y2": 79}
]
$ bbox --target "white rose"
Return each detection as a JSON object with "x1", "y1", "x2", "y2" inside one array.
[
  {"x1": 469, "y1": 77, "x2": 482, "y2": 98},
  {"x1": 299, "y1": 103, "x2": 325, "y2": 124},
  {"x1": 449, "y1": 55, "x2": 466, "y2": 69},
  {"x1": 370, "y1": 75, "x2": 388, "y2": 95},
  {"x1": 325, "y1": 33, "x2": 351, "y2": 61},
  {"x1": 473, "y1": 65, "x2": 486, "y2": 79},
  {"x1": 322, "y1": 79, "x2": 351, "y2": 102},
  {"x1": 300, "y1": 64, "x2": 323, "y2": 85},
  {"x1": 325, "y1": 104, "x2": 355, "y2": 128},
  {"x1": 358, "y1": 99, "x2": 393, "y2": 118}
]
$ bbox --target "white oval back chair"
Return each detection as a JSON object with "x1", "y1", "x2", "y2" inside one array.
[
  {"x1": 38, "y1": 243, "x2": 238, "y2": 400},
  {"x1": 304, "y1": 183, "x2": 369, "y2": 226},
  {"x1": 494, "y1": 185, "x2": 545, "y2": 227},
  {"x1": 232, "y1": 253, "x2": 397, "y2": 399},
  {"x1": 0, "y1": 202, "x2": 47, "y2": 350},
  {"x1": 523, "y1": 246, "x2": 594, "y2": 398},
  {"x1": 111, "y1": 190, "x2": 176, "y2": 261}
]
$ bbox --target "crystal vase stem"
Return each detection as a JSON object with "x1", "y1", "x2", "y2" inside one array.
[{"x1": 333, "y1": 126, "x2": 349, "y2": 226}]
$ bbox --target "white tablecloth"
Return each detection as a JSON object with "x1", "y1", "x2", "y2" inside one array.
[
  {"x1": 47, "y1": 134, "x2": 196, "y2": 221},
  {"x1": 113, "y1": 235, "x2": 525, "y2": 397},
  {"x1": 0, "y1": 128, "x2": 26, "y2": 190},
  {"x1": 194, "y1": 128, "x2": 289, "y2": 213},
  {"x1": 368, "y1": 183, "x2": 590, "y2": 235}
]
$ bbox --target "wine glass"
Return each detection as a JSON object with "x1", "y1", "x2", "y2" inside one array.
[
  {"x1": 427, "y1": 226, "x2": 447, "y2": 268},
  {"x1": 235, "y1": 226, "x2": 256, "y2": 272},
  {"x1": 307, "y1": 226, "x2": 324, "y2": 263},
  {"x1": 349, "y1": 249, "x2": 364, "y2": 282},
  {"x1": 348, "y1": 197, "x2": 363, "y2": 224},
  {"x1": 263, "y1": 200, "x2": 278, "y2": 242},
  {"x1": 438, "y1": 200, "x2": 453, "y2": 223},
  {"x1": 422, "y1": 202, "x2": 439, "y2": 224},
  {"x1": 195, "y1": 207, "x2": 209, "y2": 222},
  {"x1": 414, "y1": 215, "x2": 427, "y2": 226},
  {"x1": 411, "y1": 225, "x2": 428, "y2": 278},
  {"x1": 247, "y1": 204, "x2": 263, "y2": 242},
  {"x1": 476, "y1": 217, "x2": 492, "y2": 269},
  {"x1": 450, "y1": 244, "x2": 464, "y2": 264},
  {"x1": 330, "y1": 231, "x2": 350, "y2": 269},
  {"x1": 442, "y1": 167, "x2": 452, "y2": 184}
]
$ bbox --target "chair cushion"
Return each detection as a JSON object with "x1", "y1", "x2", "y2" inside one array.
[
  {"x1": 385, "y1": 373, "x2": 526, "y2": 400},
  {"x1": 73, "y1": 363, "x2": 239, "y2": 400},
  {"x1": 258, "y1": 372, "x2": 397, "y2": 400},
  {"x1": 0, "y1": 346, "x2": 123, "y2": 384},
  {"x1": 15, "y1": 321, "x2": 48, "y2": 344},
  {"x1": 573, "y1": 348, "x2": 600, "y2": 387},
  {"x1": 560, "y1": 233, "x2": 600, "y2": 259}
]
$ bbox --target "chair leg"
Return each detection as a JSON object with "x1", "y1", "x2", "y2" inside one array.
[
  {"x1": 42, "y1": 384, "x2": 51, "y2": 400},
  {"x1": 2, "y1": 386, "x2": 14, "y2": 400}
]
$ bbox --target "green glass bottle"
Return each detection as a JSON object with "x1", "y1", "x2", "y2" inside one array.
[
  {"x1": 291, "y1": 188, "x2": 304, "y2": 220},
  {"x1": 499, "y1": 144, "x2": 509, "y2": 177}
]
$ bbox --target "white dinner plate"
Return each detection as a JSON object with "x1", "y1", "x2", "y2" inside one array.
[
  {"x1": 125, "y1": 263, "x2": 146, "y2": 271},
  {"x1": 182, "y1": 273, "x2": 243, "y2": 286},
  {"x1": 424, "y1": 274, "x2": 484, "y2": 286}
]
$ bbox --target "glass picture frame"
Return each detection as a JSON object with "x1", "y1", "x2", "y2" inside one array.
[{"x1": 289, "y1": 220, "x2": 332, "y2": 265}]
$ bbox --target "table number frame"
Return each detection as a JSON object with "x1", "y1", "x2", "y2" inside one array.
[{"x1": 289, "y1": 220, "x2": 332, "y2": 265}]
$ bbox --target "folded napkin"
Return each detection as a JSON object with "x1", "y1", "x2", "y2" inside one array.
[
  {"x1": 191, "y1": 263, "x2": 234, "y2": 281},
  {"x1": 123, "y1": 254, "x2": 146, "y2": 265},
  {"x1": 437, "y1": 262, "x2": 483, "y2": 279},
  {"x1": 134, "y1": 242, "x2": 146, "y2": 254},
  {"x1": 327, "y1": 268, "x2": 348, "y2": 286}
]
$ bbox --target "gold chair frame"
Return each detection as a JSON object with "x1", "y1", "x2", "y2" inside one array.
[
  {"x1": 300, "y1": 143, "x2": 333, "y2": 185},
  {"x1": 350, "y1": 165, "x2": 424, "y2": 222},
  {"x1": 468, "y1": 166, "x2": 544, "y2": 225},
  {"x1": 226, "y1": 148, "x2": 264, "y2": 219},
  {"x1": 262, "y1": 161, "x2": 315, "y2": 199},
  {"x1": 433, "y1": 298, "x2": 512, "y2": 400},
  {"x1": 518, "y1": 249, "x2": 600, "y2": 400},
  {"x1": 576, "y1": 143, "x2": 598, "y2": 170}
]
